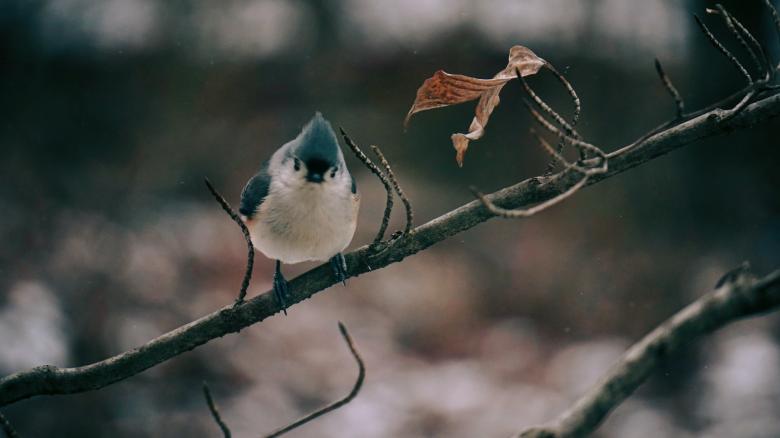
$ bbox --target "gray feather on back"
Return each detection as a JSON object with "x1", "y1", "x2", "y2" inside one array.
[{"x1": 239, "y1": 161, "x2": 270, "y2": 218}]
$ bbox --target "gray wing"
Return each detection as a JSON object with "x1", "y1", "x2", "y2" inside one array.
[{"x1": 239, "y1": 161, "x2": 271, "y2": 219}]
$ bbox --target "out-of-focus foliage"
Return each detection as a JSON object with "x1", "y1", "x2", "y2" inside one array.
[{"x1": 0, "y1": 1, "x2": 779, "y2": 437}]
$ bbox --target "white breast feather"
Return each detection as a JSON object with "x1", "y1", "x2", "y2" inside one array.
[{"x1": 248, "y1": 167, "x2": 359, "y2": 264}]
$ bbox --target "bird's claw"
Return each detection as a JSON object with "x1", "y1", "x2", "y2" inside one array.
[
  {"x1": 331, "y1": 253, "x2": 348, "y2": 285},
  {"x1": 273, "y1": 268, "x2": 290, "y2": 315}
]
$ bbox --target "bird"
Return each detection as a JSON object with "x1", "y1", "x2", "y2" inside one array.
[{"x1": 239, "y1": 112, "x2": 359, "y2": 314}]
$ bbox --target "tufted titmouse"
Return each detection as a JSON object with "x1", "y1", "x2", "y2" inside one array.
[{"x1": 239, "y1": 112, "x2": 360, "y2": 313}]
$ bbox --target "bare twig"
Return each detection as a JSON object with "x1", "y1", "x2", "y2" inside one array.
[
  {"x1": 205, "y1": 178, "x2": 254, "y2": 306},
  {"x1": 340, "y1": 128, "x2": 394, "y2": 246},
  {"x1": 654, "y1": 58, "x2": 685, "y2": 119},
  {"x1": 694, "y1": 14, "x2": 753, "y2": 85},
  {"x1": 471, "y1": 173, "x2": 589, "y2": 219},
  {"x1": 708, "y1": 6, "x2": 772, "y2": 80},
  {"x1": 627, "y1": 81, "x2": 767, "y2": 150},
  {"x1": 0, "y1": 412, "x2": 19, "y2": 438},
  {"x1": 712, "y1": 5, "x2": 764, "y2": 77},
  {"x1": 369, "y1": 145, "x2": 414, "y2": 235},
  {"x1": 764, "y1": 0, "x2": 780, "y2": 66},
  {"x1": 523, "y1": 102, "x2": 608, "y2": 169},
  {"x1": 547, "y1": 63, "x2": 584, "y2": 162},
  {"x1": 544, "y1": 63, "x2": 582, "y2": 133},
  {"x1": 519, "y1": 64, "x2": 583, "y2": 173},
  {"x1": 263, "y1": 322, "x2": 365, "y2": 438},
  {"x1": 530, "y1": 130, "x2": 598, "y2": 176},
  {"x1": 203, "y1": 382, "x2": 231, "y2": 438},
  {"x1": 520, "y1": 76, "x2": 580, "y2": 140},
  {"x1": 199, "y1": 323, "x2": 364, "y2": 438},
  {"x1": 517, "y1": 267, "x2": 780, "y2": 438},
  {"x1": 475, "y1": 80, "x2": 607, "y2": 218}
]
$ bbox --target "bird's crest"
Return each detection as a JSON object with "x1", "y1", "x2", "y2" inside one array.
[{"x1": 295, "y1": 112, "x2": 341, "y2": 165}]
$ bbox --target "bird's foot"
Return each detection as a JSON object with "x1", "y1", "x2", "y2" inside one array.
[
  {"x1": 330, "y1": 253, "x2": 348, "y2": 285},
  {"x1": 273, "y1": 263, "x2": 290, "y2": 315}
]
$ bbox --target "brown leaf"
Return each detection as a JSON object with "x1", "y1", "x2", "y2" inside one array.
[{"x1": 405, "y1": 45, "x2": 546, "y2": 166}]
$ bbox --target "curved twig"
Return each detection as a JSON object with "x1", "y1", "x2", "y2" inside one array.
[
  {"x1": 200, "y1": 323, "x2": 364, "y2": 438},
  {"x1": 0, "y1": 412, "x2": 19, "y2": 438},
  {"x1": 340, "y1": 128, "x2": 394, "y2": 245},
  {"x1": 203, "y1": 382, "x2": 231, "y2": 438},
  {"x1": 263, "y1": 322, "x2": 365, "y2": 438},
  {"x1": 204, "y1": 178, "x2": 254, "y2": 306},
  {"x1": 520, "y1": 76, "x2": 580, "y2": 141},
  {"x1": 544, "y1": 63, "x2": 582, "y2": 133},
  {"x1": 519, "y1": 64, "x2": 583, "y2": 172},
  {"x1": 763, "y1": 0, "x2": 780, "y2": 68},
  {"x1": 517, "y1": 267, "x2": 780, "y2": 438},
  {"x1": 471, "y1": 174, "x2": 589, "y2": 219},
  {"x1": 369, "y1": 145, "x2": 414, "y2": 235}
]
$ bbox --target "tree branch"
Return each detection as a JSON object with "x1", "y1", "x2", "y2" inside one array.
[
  {"x1": 517, "y1": 266, "x2": 780, "y2": 438},
  {"x1": 0, "y1": 90, "x2": 778, "y2": 408}
]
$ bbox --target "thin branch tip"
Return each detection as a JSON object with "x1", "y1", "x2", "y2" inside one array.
[
  {"x1": 202, "y1": 382, "x2": 231, "y2": 438},
  {"x1": 654, "y1": 57, "x2": 685, "y2": 118},
  {"x1": 340, "y1": 130, "x2": 395, "y2": 245},
  {"x1": 0, "y1": 412, "x2": 20, "y2": 438},
  {"x1": 204, "y1": 176, "x2": 254, "y2": 305},
  {"x1": 694, "y1": 13, "x2": 753, "y2": 85},
  {"x1": 263, "y1": 322, "x2": 365, "y2": 438},
  {"x1": 369, "y1": 144, "x2": 415, "y2": 234}
]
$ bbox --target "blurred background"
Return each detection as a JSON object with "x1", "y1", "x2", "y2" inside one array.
[{"x1": 1, "y1": 0, "x2": 779, "y2": 436}]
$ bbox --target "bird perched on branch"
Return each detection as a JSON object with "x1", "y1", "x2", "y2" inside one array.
[{"x1": 239, "y1": 112, "x2": 359, "y2": 314}]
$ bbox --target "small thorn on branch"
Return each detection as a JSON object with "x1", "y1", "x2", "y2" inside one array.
[
  {"x1": 715, "y1": 261, "x2": 752, "y2": 289},
  {"x1": 204, "y1": 178, "x2": 254, "y2": 306},
  {"x1": 369, "y1": 145, "x2": 414, "y2": 235},
  {"x1": 340, "y1": 128, "x2": 395, "y2": 246},
  {"x1": 654, "y1": 58, "x2": 685, "y2": 119}
]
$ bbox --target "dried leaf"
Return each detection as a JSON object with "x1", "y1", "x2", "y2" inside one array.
[{"x1": 405, "y1": 45, "x2": 546, "y2": 166}]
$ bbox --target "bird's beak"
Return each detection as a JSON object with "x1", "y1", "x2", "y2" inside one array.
[{"x1": 306, "y1": 172, "x2": 324, "y2": 183}]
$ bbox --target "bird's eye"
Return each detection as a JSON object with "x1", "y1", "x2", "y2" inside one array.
[
  {"x1": 293, "y1": 158, "x2": 301, "y2": 171},
  {"x1": 330, "y1": 167, "x2": 337, "y2": 178}
]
